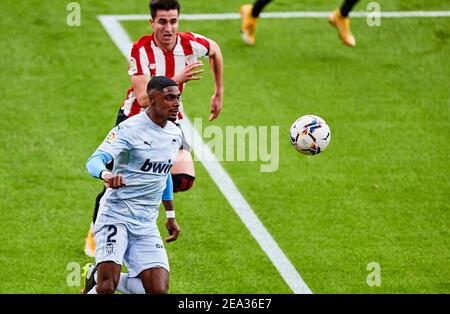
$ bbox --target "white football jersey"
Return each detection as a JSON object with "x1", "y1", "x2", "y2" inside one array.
[{"x1": 95, "y1": 111, "x2": 182, "y2": 234}]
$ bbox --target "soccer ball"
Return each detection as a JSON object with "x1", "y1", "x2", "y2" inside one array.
[{"x1": 289, "y1": 115, "x2": 331, "y2": 155}]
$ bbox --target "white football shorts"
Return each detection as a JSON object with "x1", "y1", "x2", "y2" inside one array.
[{"x1": 94, "y1": 220, "x2": 170, "y2": 277}]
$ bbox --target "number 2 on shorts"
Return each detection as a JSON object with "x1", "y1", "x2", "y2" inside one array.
[{"x1": 106, "y1": 225, "x2": 117, "y2": 243}]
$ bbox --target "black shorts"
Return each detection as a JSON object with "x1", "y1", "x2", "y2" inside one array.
[
  {"x1": 115, "y1": 109, "x2": 129, "y2": 126},
  {"x1": 176, "y1": 123, "x2": 191, "y2": 152}
]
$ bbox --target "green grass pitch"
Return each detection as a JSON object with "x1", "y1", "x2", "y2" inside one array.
[{"x1": 0, "y1": 0, "x2": 448, "y2": 293}]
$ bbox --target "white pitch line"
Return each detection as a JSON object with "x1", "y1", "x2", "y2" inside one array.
[
  {"x1": 101, "y1": 11, "x2": 450, "y2": 21},
  {"x1": 97, "y1": 16, "x2": 133, "y2": 60},
  {"x1": 97, "y1": 15, "x2": 313, "y2": 294}
]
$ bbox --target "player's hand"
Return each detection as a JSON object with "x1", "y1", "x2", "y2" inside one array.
[
  {"x1": 173, "y1": 61, "x2": 204, "y2": 84},
  {"x1": 102, "y1": 172, "x2": 126, "y2": 189},
  {"x1": 209, "y1": 92, "x2": 222, "y2": 121},
  {"x1": 165, "y1": 218, "x2": 180, "y2": 243}
]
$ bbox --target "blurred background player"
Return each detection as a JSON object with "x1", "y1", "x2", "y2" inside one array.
[
  {"x1": 240, "y1": 0, "x2": 360, "y2": 47},
  {"x1": 84, "y1": 0, "x2": 224, "y2": 257},
  {"x1": 239, "y1": 0, "x2": 272, "y2": 45},
  {"x1": 328, "y1": 0, "x2": 360, "y2": 47}
]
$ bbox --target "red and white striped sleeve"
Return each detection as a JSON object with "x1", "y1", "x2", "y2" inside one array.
[
  {"x1": 128, "y1": 41, "x2": 150, "y2": 76},
  {"x1": 188, "y1": 32, "x2": 211, "y2": 57}
]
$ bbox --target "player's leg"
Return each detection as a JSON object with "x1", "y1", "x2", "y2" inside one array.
[
  {"x1": 328, "y1": 0, "x2": 359, "y2": 47},
  {"x1": 80, "y1": 263, "x2": 96, "y2": 294},
  {"x1": 94, "y1": 262, "x2": 121, "y2": 294},
  {"x1": 340, "y1": 0, "x2": 360, "y2": 17},
  {"x1": 139, "y1": 268, "x2": 169, "y2": 294},
  {"x1": 252, "y1": 0, "x2": 272, "y2": 17},
  {"x1": 124, "y1": 231, "x2": 170, "y2": 294},
  {"x1": 240, "y1": 0, "x2": 273, "y2": 45},
  {"x1": 116, "y1": 272, "x2": 146, "y2": 294},
  {"x1": 83, "y1": 222, "x2": 128, "y2": 294},
  {"x1": 81, "y1": 264, "x2": 146, "y2": 294}
]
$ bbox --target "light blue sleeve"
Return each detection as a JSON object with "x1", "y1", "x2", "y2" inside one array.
[
  {"x1": 162, "y1": 174, "x2": 173, "y2": 201},
  {"x1": 97, "y1": 125, "x2": 133, "y2": 160},
  {"x1": 86, "y1": 150, "x2": 113, "y2": 179}
]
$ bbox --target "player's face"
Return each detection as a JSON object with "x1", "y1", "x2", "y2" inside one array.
[
  {"x1": 154, "y1": 86, "x2": 181, "y2": 120},
  {"x1": 151, "y1": 9, "x2": 179, "y2": 48}
]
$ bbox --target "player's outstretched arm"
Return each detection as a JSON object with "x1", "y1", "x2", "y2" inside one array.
[
  {"x1": 132, "y1": 74, "x2": 151, "y2": 108},
  {"x1": 172, "y1": 61, "x2": 205, "y2": 85},
  {"x1": 207, "y1": 39, "x2": 224, "y2": 121}
]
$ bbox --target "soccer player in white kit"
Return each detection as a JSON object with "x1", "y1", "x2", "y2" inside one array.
[
  {"x1": 84, "y1": 76, "x2": 182, "y2": 294},
  {"x1": 84, "y1": 0, "x2": 224, "y2": 257}
]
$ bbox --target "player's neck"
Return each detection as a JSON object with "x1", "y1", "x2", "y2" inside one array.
[
  {"x1": 153, "y1": 35, "x2": 177, "y2": 52},
  {"x1": 146, "y1": 109, "x2": 167, "y2": 128}
]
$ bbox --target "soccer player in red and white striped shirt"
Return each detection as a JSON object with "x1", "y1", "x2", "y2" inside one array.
[{"x1": 84, "y1": 0, "x2": 223, "y2": 257}]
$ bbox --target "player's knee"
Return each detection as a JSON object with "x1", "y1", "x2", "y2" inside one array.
[
  {"x1": 96, "y1": 279, "x2": 117, "y2": 294},
  {"x1": 144, "y1": 281, "x2": 168, "y2": 294},
  {"x1": 172, "y1": 174, "x2": 195, "y2": 192}
]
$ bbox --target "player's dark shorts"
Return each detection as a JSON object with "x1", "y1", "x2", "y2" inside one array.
[
  {"x1": 116, "y1": 109, "x2": 190, "y2": 152},
  {"x1": 115, "y1": 109, "x2": 129, "y2": 126}
]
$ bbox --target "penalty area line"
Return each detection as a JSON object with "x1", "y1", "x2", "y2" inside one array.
[{"x1": 97, "y1": 15, "x2": 313, "y2": 294}]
